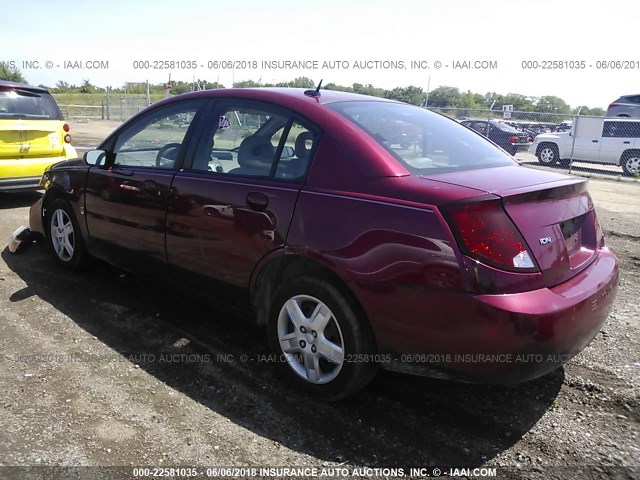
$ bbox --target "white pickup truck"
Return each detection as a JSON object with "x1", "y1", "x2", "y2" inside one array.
[{"x1": 530, "y1": 117, "x2": 640, "y2": 176}]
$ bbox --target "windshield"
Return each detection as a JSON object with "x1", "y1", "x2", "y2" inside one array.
[
  {"x1": 327, "y1": 101, "x2": 515, "y2": 175},
  {"x1": 0, "y1": 88, "x2": 63, "y2": 120}
]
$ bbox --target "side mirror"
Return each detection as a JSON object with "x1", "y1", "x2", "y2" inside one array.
[{"x1": 84, "y1": 149, "x2": 107, "y2": 167}]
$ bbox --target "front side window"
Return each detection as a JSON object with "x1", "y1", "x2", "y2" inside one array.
[
  {"x1": 113, "y1": 100, "x2": 204, "y2": 169},
  {"x1": 192, "y1": 103, "x2": 317, "y2": 180},
  {"x1": 329, "y1": 101, "x2": 514, "y2": 175}
]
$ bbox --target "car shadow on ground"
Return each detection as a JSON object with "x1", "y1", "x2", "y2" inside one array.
[
  {"x1": 0, "y1": 191, "x2": 42, "y2": 210},
  {"x1": 3, "y1": 245, "x2": 563, "y2": 467}
]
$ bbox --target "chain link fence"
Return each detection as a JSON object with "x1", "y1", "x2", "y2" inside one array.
[
  {"x1": 103, "y1": 93, "x2": 151, "y2": 121},
  {"x1": 428, "y1": 107, "x2": 640, "y2": 179},
  {"x1": 56, "y1": 93, "x2": 158, "y2": 122}
]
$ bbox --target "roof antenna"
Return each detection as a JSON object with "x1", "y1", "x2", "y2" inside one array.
[{"x1": 304, "y1": 79, "x2": 323, "y2": 98}]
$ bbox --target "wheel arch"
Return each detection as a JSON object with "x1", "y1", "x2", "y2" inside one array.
[
  {"x1": 619, "y1": 148, "x2": 640, "y2": 165},
  {"x1": 42, "y1": 186, "x2": 89, "y2": 247},
  {"x1": 42, "y1": 187, "x2": 71, "y2": 239},
  {"x1": 250, "y1": 252, "x2": 370, "y2": 331},
  {"x1": 620, "y1": 149, "x2": 640, "y2": 176},
  {"x1": 536, "y1": 141, "x2": 559, "y2": 156}
]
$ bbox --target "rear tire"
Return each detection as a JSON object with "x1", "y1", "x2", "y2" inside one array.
[
  {"x1": 537, "y1": 144, "x2": 559, "y2": 165},
  {"x1": 47, "y1": 198, "x2": 90, "y2": 271},
  {"x1": 267, "y1": 276, "x2": 378, "y2": 401},
  {"x1": 621, "y1": 152, "x2": 640, "y2": 176}
]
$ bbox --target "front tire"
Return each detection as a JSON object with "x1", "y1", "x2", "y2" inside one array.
[
  {"x1": 47, "y1": 198, "x2": 90, "y2": 271},
  {"x1": 537, "y1": 144, "x2": 559, "y2": 165},
  {"x1": 267, "y1": 276, "x2": 378, "y2": 401},
  {"x1": 621, "y1": 152, "x2": 640, "y2": 176}
]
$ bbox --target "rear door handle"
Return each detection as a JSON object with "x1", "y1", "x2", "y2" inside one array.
[
  {"x1": 246, "y1": 191, "x2": 268, "y2": 211},
  {"x1": 623, "y1": 141, "x2": 631, "y2": 144},
  {"x1": 592, "y1": 140, "x2": 599, "y2": 143}
]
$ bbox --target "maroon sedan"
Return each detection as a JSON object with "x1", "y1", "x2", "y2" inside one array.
[{"x1": 28, "y1": 88, "x2": 618, "y2": 400}]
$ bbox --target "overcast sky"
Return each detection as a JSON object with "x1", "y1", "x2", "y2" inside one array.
[{"x1": 4, "y1": 0, "x2": 639, "y2": 109}]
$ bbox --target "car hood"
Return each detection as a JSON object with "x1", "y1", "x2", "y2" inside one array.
[
  {"x1": 535, "y1": 131, "x2": 570, "y2": 142},
  {"x1": 49, "y1": 157, "x2": 85, "y2": 170}
]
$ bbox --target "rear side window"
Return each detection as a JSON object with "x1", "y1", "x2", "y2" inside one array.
[
  {"x1": 328, "y1": 101, "x2": 514, "y2": 175},
  {"x1": 190, "y1": 101, "x2": 317, "y2": 181},
  {"x1": 0, "y1": 89, "x2": 63, "y2": 120}
]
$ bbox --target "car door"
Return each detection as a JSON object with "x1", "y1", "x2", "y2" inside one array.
[
  {"x1": 166, "y1": 100, "x2": 319, "y2": 304},
  {"x1": 599, "y1": 121, "x2": 640, "y2": 165},
  {"x1": 84, "y1": 99, "x2": 209, "y2": 274},
  {"x1": 571, "y1": 117, "x2": 604, "y2": 161}
]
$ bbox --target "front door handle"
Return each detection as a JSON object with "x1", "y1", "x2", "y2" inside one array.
[
  {"x1": 246, "y1": 191, "x2": 268, "y2": 211},
  {"x1": 623, "y1": 141, "x2": 631, "y2": 144},
  {"x1": 592, "y1": 140, "x2": 599, "y2": 143}
]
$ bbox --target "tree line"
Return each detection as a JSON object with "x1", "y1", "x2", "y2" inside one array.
[{"x1": 0, "y1": 65, "x2": 605, "y2": 115}]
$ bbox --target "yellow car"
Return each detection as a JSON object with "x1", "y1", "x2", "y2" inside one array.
[{"x1": 0, "y1": 81, "x2": 77, "y2": 190}]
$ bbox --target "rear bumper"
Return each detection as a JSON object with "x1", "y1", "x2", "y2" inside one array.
[
  {"x1": 352, "y1": 248, "x2": 619, "y2": 384},
  {"x1": 510, "y1": 142, "x2": 532, "y2": 154},
  {"x1": 0, "y1": 176, "x2": 42, "y2": 190},
  {"x1": 0, "y1": 154, "x2": 75, "y2": 190}
]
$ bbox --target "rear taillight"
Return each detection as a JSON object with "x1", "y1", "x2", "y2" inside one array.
[
  {"x1": 64, "y1": 134, "x2": 72, "y2": 143},
  {"x1": 443, "y1": 200, "x2": 538, "y2": 272},
  {"x1": 63, "y1": 123, "x2": 71, "y2": 143},
  {"x1": 508, "y1": 135, "x2": 520, "y2": 143},
  {"x1": 607, "y1": 103, "x2": 619, "y2": 109},
  {"x1": 63, "y1": 123, "x2": 70, "y2": 132}
]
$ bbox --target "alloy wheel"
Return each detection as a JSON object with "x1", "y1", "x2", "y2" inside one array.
[
  {"x1": 539, "y1": 147, "x2": 556, "y2": 164},
  {"x1": 277, "y1": 295, "x2": 345, "y2": 384},
  {"x1": 50, "y1": 208, "x2": 75, "y2": 262},
  {"x1": 623, "y1": 156, "x2": 640, "y2": 175}
]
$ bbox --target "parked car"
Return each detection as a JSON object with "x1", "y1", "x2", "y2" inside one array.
[
  {"x1": 531, "y1": 117, "x2": 640, "y2": 175},
  {"x1": 460, "y1": 119, "x2": 531, "y2": 155},
  {"x1": 28, "y1": 88, "x2": 618, "y2": 400},
  {"x1": 606, "y1": 94, "x2": 640, "y2": 118},
  {"x1": 0, "y1": 81, "x2": 77, "y2": 190}
]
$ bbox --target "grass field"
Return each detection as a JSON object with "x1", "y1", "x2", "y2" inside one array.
[{"x1": 51, "y1": 93, "x2": 166, "y2": 106}]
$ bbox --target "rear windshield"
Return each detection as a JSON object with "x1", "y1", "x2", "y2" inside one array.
[
  {"x1": 0, "y1": 88, "x2": 63, "y2": 120},
  {"x1": 327, "y1": 101, "x2": 514, "y2": 175}
]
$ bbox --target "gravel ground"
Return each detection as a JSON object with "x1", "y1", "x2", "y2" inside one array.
[{"x1": 0, "y1": 157, "x2": 638, "y2": 479}]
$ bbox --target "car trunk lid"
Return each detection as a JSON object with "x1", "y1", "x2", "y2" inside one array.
[
  {"x1": 0, "y1": 119, "x2": 66, "y2": 158},
  {"x1": 432, "y1": 166, "x2": 601, "y2": 287}
]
